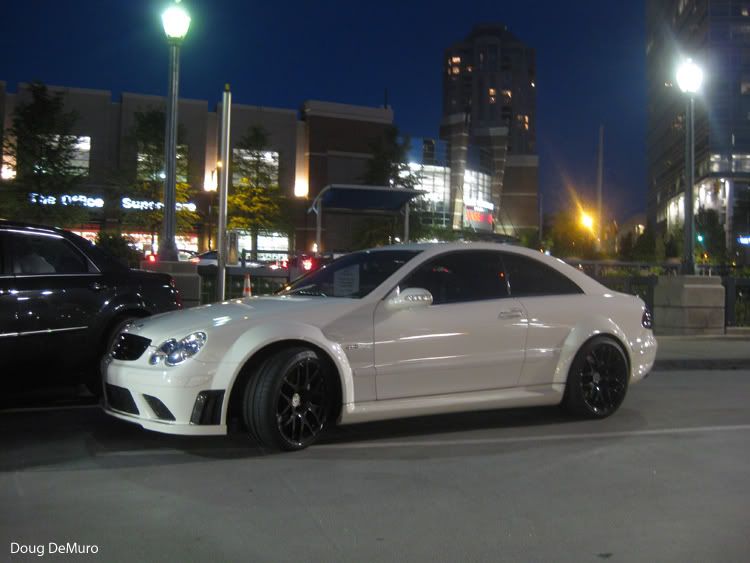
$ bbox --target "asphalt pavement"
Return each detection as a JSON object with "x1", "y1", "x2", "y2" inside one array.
[{"x1": 1, "y1": 337, "x2": 749, "y2": 562}]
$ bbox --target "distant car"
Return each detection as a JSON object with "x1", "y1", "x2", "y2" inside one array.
[
  {"x1": 0, "y1": 220, "x2": 182, "y2": 393},
  {"x1": 103, "y1": 242, "x2": 656, "y2": 451},
  {"x1": 143, "y1": 249, "x2": 197, "y2": 264},
  {"x1": 194, "y1": 250, "x2": 262, "y2": 268}
]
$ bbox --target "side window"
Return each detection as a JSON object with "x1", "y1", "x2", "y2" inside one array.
[
  {"x1": 400, "y1": 251, "x2": 509, "y2": 305},
  {"x1": 9, "y1": 233, "x2": 91, "y2": 275},
  {"x1": 502, "y1": 253, "x2": 582, "y2": 297}
]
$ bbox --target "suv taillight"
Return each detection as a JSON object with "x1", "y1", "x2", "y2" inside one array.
[{"x1": 641, "y1": 307, "x2": 653, "y2": 329}]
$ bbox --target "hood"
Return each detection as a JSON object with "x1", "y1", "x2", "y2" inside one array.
[{"x1": 123, "y1": 295, "x2": 360, "y2": 344}]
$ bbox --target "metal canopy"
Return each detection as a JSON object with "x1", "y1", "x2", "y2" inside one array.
[{"x1": 308, "y1": 184, "x2": 424, "y2": 253}]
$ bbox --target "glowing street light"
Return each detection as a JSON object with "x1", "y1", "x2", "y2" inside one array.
[
  {"x1": 580, "y1": 211, "x2": 594, "y2": 232},
  {"x1": 676, "y1": 58, "x2": 703, "y2": 275},
  {"x1": 157, "y1": 0, "x2": 191, "y2": 262}
]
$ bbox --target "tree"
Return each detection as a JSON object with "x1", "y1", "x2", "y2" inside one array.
[
  {"x1": 695, "y1": 208, "x2": 727, "y2": 263},
  {"x1": 227, "y1": 126, "x2": 288, "y2": 258},
  {"x1": 1, "y1": 82, "x2": 87, "y2": 225},
  {"x1": 548, "y1": 208, "x2": 597, "y2": 258},
  {"x1": 118, "y1": 109, "x2": 198, "y2": 246},
  {"x1": 355, "y1": 126, "x2": 424, "y2": 247}
]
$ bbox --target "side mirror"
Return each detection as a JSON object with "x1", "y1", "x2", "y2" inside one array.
[{"x1": 386, "y1": 287, "x2": 433, "y2": 311}]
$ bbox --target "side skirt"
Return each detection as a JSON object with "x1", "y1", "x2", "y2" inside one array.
[{"x1": 339, "y1": 384, "x2": 565, "y2": 425}]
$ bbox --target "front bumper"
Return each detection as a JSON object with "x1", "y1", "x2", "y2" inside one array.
[{"x1": 103, "y1": 357, "x2": 228, "y2": 436}]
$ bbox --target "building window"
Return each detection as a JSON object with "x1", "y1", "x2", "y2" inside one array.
[
  {"x1": 232, "y1": 149, "x2": 279, "y2": 186},
  {"x1": 516, "y1": 114, "x2": 530, "y2": 130},
  {"x1": 501, "y1": 106, "x2": 512, "y2": 123},
  {"x1": 70, "y1": 136, "x2": 91, "y2": 175},
  {"x1": 451, "y1": 56, "x2": 461, "y2": 64},
  {"x1": 500, "y1": 89, "x2": 512, "y2": 100},
  {"x1": 137, "y1": 144, "x2": 188, "y2": 183},
  {"x1": 488, "y1": 87, "x2": 496, "y2": 104},
  {"x1": 742, "y1": 80, "x2": 750, "y2": 94},
  {"x1": 451, "y1": 66, "x2": 460, "y2": 75}
]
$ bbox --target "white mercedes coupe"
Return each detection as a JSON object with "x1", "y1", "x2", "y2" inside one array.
[{"x1": 103, "y1": 243, "x2": 657, "y2": 451}]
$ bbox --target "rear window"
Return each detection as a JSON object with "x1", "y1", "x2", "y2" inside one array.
[{"x1": 502, "y1": 253, "x2": 583, "y2": 297}]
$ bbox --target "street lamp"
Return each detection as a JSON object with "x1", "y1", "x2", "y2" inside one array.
[
  {"x1": 676, "y1": 58, "x2": 703, "y2": 275},
  {"x1": 580, "y1": 211, "x2": 594, "y2": 232},
  {"x1": 157, "y1": 1, "x2": 191, "y2": 261}
]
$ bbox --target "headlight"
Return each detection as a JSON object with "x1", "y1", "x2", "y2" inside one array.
[{"x1": 149, "y1": 332, "x2": 207, "y2": 366}]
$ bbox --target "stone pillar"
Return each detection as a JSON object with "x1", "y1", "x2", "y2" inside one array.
[
  {"x1": 653, "y1": 275, "x2": 725, "y2": 335},
  {"x1": 141, "y1": 260, "x2": 202, "y2": 308}
]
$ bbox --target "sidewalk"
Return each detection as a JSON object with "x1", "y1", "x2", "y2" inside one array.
[{"x1": 653, "y1": 335, "x2": 750, "y2": 370}]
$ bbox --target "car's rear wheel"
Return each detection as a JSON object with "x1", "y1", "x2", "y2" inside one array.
[
  {"x1": 244, "y1": 347, "x2": 333, "y2": 451},
  {"x1": 563, "y1": 336, "x2": 629, "y2": 418}
]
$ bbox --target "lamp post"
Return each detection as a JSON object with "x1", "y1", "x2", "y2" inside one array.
[
  {"x1": 676, "y1": 58, "x2": 703, "y2": 275},
  {"x1": 157, "y1": 1, "x2": 191, "y2": 261}
]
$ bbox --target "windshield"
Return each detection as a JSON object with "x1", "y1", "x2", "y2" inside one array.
[{"x1": 278, "y1": 250, "x2": 422, "y2": 298}]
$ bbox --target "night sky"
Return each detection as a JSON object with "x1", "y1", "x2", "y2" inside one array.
[{"x1": 1, "y1": 0, "x2": 647, "y2": 222}]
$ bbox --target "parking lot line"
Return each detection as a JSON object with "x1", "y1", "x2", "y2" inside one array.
[{"x1": 316, "y1": 424, "x2": 750, "y2": 450}]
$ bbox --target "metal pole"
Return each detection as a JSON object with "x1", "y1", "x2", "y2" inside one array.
[
  {"x1": 159, "y1": 42, "x2": 180, "y2": 261},
  {"x1": 538, "y1": 193, "x2": 543, "y2": 242},
  {"x1": 683, "y1": 96, "x2": 695, "y2": 275},
  {"x1": 315, "y1": 199, "x2": 322, "y2": 257},
  {"x1": 216, "y1": 85, "x2": 232, "y2": 301},
  {"x1": 404, "y1": 201, "x2": 410, "y2": 243},
  {"x1": 596, "y1": 125, "x2": 604, "y2": 252}
]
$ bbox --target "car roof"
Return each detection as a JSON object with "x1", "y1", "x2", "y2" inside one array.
[
  {"x1": 0, "y1": 219, "x2": 67, "y2": 235},
  {"x1": 359, "y1": 241, "x2": 607, "y2": 295}
]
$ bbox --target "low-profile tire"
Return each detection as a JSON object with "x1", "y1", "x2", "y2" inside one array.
[
  {"x1": 244, "y1": 347, "x2": 334, "y2": 451},
  {"x1": 562, "y1": 336, "x2": 630, "y2": 419},
  {"x1": 86, "y1": 316, "x2": 138, "y2": 397}
]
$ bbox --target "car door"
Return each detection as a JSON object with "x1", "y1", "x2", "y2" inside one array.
[
  {"x1": 501, "y1": 252, "x2": 587, "y2": 386},
  {"x1": 0, "y1": 230, "x2": 22, "y2": 376},
  {"x1": 7, "y1": 229, "x2": 110, "y2": 376},
  {"x1": 373, "y1": 250, "x2": 528, "y2": 400}
]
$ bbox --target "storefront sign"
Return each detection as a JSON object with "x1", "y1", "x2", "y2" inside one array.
[
  {"x1": 464, "y1": 205, "x2": 494, "y2": 232},
  {"x1": 28, "y1": 192, "x2": 196, "y2": 213}
]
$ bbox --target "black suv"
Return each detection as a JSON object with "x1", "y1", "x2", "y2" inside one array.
[{"x1": 0, "y1": 220, "x2": 182, "y2": 392}]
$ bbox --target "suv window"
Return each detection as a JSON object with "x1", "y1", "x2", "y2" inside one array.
[
  {"x1": 502, "y1": 253, "x2": 582, "y2": 297},
  {"x1": 9, "y1": 232, "x2": 93, "y2": 275},
  {"x1": 400, "y1": 251, "x2": 509, "y2": 305}
]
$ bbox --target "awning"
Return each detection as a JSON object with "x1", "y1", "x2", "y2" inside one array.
[
  {"x1": 311, "y1": 184, "x2": 424, "y2": 212},
  {"x1": 308, "y1": 184, "x2": 424, "y2": 253}
]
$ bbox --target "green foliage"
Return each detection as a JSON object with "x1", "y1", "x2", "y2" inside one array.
[
  {"x1": 0, "y1": 82, "x2": 87, "y2": 226},
  {"x1": 549, "y1": 208, "x2": 597, "y2": 259},
  {"x1": 119, "y1": 109, "x2": 197, "y2": 240},
  {"x1": 695, "y1": 208, "x2": 727, "y2": 263},
  {"x1": 94, "y1": 231, "x2": 142, "y2": 268},
  {"x1": 227, "y1": 126, "x2": 288, "y2": 235},
  {"x1": 362, "y1": 126, "x2": 423, "y2": 189}
]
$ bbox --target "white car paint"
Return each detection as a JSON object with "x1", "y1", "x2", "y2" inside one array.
[{"x1": 103, "y1": 242, "x2": 657, "y2": 436}]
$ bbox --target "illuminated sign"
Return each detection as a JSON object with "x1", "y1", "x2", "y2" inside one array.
[
  {"x1": 738, "y1": 235, "x2": 750, "y2": 246},
  {"x1": 464, "y1": 205, "x2": 494, "y2": 232},
  {"x1": 121, "y1": 197, "x2": 197, "y2": 213},
  {"x1": 28, "y1": 193, "x2": 196, "y2": 213},
  {"x1": 29, "y1": 193, "x2": 104, "y2": 208}
]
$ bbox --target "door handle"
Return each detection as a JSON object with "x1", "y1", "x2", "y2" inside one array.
[{"x1": 498, "y1": 308, "x2": 523, "y2": 319}]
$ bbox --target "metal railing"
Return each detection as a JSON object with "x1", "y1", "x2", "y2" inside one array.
[{"x1": 198, "y1": 265, "x2": 289, "y2": 304}]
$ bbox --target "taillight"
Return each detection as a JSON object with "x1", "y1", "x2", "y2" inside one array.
[
  {"x1": 302, "y1": 258, "x2": 314, "y2": 271},
  {"x1": 147, "y1": 254, "x2": 157, "y2": 263},
  {"x1": 641, "y1": 307, "x2": 653, "y2": 329}
]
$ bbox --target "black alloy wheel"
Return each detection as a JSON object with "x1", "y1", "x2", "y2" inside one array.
[
  {"x1": 244, "y1": 347, "x2": 334, "y2": 451},
  {"x1": 563, "y1": 336, "x2": 629, "y2": 418}
]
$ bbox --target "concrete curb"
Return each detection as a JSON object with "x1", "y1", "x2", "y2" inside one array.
[{"x1": 652, "y1": 359, "x2": 750, "y2": 371}]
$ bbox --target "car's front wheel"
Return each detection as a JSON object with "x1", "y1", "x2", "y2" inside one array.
[
  {"x1": 563, "y1": 336, "x2": 629, "y2": 418},
  {"x1": 244, "y1": 347, "x2": 334, "y2": 451}
]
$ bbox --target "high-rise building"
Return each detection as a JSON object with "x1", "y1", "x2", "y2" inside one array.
[
  {"x1": 440, "y1": 24, "x2": 539, "y2": 237},
  {"x1": 647, "y1": 0, "x2": 750, "y2": 260}
]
